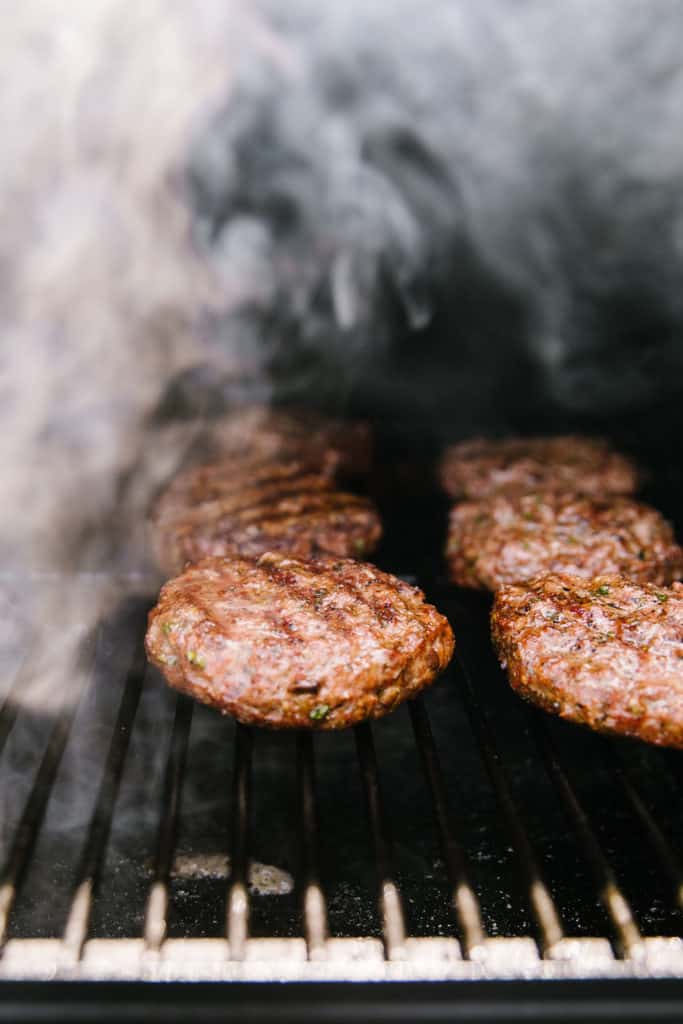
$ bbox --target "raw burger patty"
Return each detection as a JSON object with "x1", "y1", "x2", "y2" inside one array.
[
  {"x1": 152, "y1": 455, "x2": 381, "y2": 576},
  {"x1": 204, "y1": 404, "x2": 373, "y2": 480},
  {"x1": 145, "y1": 552, "x2": 455, "y2": 729},
  {"x1": 447, "y1": 491, "x2": 683, "y2": 591},
  {"x1": 492, "y1": 573, "x2": 683, "y2": 748},
  {"x1": 439, "y1": 436, "x2": 638, "y2": 499}
]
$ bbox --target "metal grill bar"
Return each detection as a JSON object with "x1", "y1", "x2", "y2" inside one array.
[
  {"x1": 604, "y1": 742, "x2": 683, "y2": 912},
  {"x1": 409, "y1": 698, "x2": 486, "y2": 956},
  {"x1": 226, "y1": 724, "x2": 252, "y2": 961},
  {"x1": 530, "y1": 713, "x2": 642, "y2": 958},
  {"x1": 0, "y1": 632, "x2": 98, "y2": 947},
  {"x1": 455, "y1": 653, "x2": 565, "y2": 955},
  {"x1": 0, "y1": 657, "x2": 32, "y2": 758},
  {"x1": 296, "y1": 733, "x2": 328, "y2": 960},
  {"x1": 61, "y1": 646, "x2": 146, "y2": 965},
  {"x1": 354, "y1": 723, "x2": 406, "y2": 961},
  {"x1": 0, "y1": 702, "x2": 20, "y2": 763},
  {"x1": 144, "y1": 696, "x2": 194, "y2": 951}
]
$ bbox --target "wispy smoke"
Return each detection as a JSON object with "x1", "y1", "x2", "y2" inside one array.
[
  {"x1": 0, "y1": 1, "x2": 265, "y2": 570},
  {"x1": 191, "y1": 0, "x2": 683, "y2": 430},
  {"x1": 4, "y1": 0, "x2": 683, "y2": 574}
]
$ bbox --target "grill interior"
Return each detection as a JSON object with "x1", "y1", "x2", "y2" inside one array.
[{"x1": 2, "y1": 481, "x2": 683, "y2": 988}]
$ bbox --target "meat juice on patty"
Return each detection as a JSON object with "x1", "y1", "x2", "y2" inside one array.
[{"x1": 146, "y1": 552, "x2": 455, "y2": 729}]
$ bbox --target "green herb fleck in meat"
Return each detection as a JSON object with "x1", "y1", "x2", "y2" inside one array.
[
  {"x1": 656, "y1": 593, "x2": 668, "y2": 603},
  {"x1": 309, "y1": 704, "x2": 330, "y2": 721},
  {"x1": 595, "y1": 584, "x2": 610, "y2": 596},
  {"x1": 187, "y1": 650, "x2": 206, "y2": 669},
  {"x1": 162, "y1": 621, "x2": 176, "y2": 635}
]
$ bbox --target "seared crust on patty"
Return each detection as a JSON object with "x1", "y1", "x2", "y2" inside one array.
[
  {"x1": 439, "y1": 436, "x2": 638, "y2": 500},
  {"x1": 492, "y1": 573, "x2": 683, "y2": 748},
  {"x1": 447, "y1": 491, "x2": 683, "y2": 591},
  {"x1": 152, "y1": 455, "x2": 381, "y2": 576},
  {"x1": 205, "y1": 404, "x2": 373, "y2": 480},
  {"x1": 145, "y1": 552, "x2": 455, "y2": 729}
]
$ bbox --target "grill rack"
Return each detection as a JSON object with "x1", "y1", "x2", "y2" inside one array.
[{"x1": 1, "y1": 573, "x2": 683, "y2": 987}]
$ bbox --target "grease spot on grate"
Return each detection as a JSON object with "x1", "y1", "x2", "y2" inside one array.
[{"x1": 170, "y1": 854, "x2": 293, "y2": 895}]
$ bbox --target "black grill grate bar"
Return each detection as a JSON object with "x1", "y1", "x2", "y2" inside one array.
[
  {"x1": 0, "y1": 656, "x2": 35, "y2": 759},
  {"x1": 296, "y1": 733, "x2": 328, "y2": 960},
  {"x1": 226, "y1": 724, "x2": 253, "y2": 961},
  {"x1": 144, "y1": 695, "x2": 194, "y2": 951},
  {"x1": 530, "y1": 711, "x2": 642, "y2": 957},
  {"x1": 604, "y1": 742, "x2": 683, "y2": 911},
  {"x1": 61, "y1": 643, "x2": 146, "y2": 965},
  {"x1": 455, "y1": 653, "x2": 565, "y2": 955},
  {"x1": 409, "y1": 697, "x2": 486, "y2": 956},
  {"x1": 354, "y1": 722, "x2": 407, "y2": 961},
  {"x1": 0, "y1": 631, "x2": 99, "y2": 948}
]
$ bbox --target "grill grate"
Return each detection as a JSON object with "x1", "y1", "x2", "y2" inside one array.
[{"x1": 1, "y1": 565, "x2": 683, "y2": 984}]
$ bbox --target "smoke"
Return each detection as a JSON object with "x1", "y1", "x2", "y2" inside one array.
[
  {"x1": 4, "y1": 0, "x2": 683, "y2": 574},
  {"x1": 189, "y1": 0, "x2": 683, "y2": 432},
  {"x1": 0, "y1": 0, "x2": 267, "y2": 571}
]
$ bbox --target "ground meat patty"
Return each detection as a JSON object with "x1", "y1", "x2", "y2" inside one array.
[
  {"x1": 491, "y1": 573, "x2": 683, "y2": 748},
  {"x1": 204, "y1": 404, "x2": 373, "y2": 480},
  {"x1": 447, "y1": 491, "x2": 683, "y2": 591},
  {"x1": 151, "y1": 455, "x2": 382, "y2": 576},
  {"x1": 145, "y1": 552, "x2": 455, "y2": 729},
  {"x1": 439, "y1": 436, "x2": 638, "y2": 499}
]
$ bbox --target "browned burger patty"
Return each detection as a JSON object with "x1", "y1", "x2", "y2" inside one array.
[
  {"x1": 492, "y1": 573, "x2": 683, "y2": 748},
  {"x1": 145, "y1": 552, "x2": 455, "y2": 729},
  {"x1": 152, "y1": 455, "x2": 382, "y2": 576},
  {"x1": 205, "y1": 404, "x2": 373, "y2": 480},
  {"x1": 439, "y1": 436, "x2": 638, "y2": 500},
  {"x1": 447, "y1": 491, "x2": 683, "y2": 591}
]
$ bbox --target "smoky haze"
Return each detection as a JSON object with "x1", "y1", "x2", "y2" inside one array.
[
  {"x1": 188, "y1": 0, "x2": 683, "y2": 440},
  {"x1": 3, "y1": 0, "x2": 683, "y2": 573}
]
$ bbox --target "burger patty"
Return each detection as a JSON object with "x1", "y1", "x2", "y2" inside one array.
[
  {"x1": 439, "y1": 436, "x2": 638, "y2": 500},
  {"x1": 204, "y1": 404, "x2": 373, "y2": 480},
  {"x1": 145, "y1": 552, "x2": 455, "y2": 729},
  {"x1": 151, "y1": 455, "x2": 382, "y2": 576},
  {"x1": 491, "y1": 573, "x2": 683, "y2": 748},
  {"x1": 446, "y1": 491, "x2": 683, "y2": 591}
]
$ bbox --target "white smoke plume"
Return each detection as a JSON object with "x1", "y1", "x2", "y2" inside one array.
[
  {"x1": 4, "y1": 0, "x2": 683, "y2": 575},
  {"x1": 0, "y1": 1, "x2": 270, "y2": 570}
]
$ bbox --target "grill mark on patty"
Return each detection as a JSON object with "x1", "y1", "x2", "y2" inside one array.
[
  {"x1": 153, "y1": 455, "x2": 380, "y2": 574},
  {"x1": 327, "y1": 572, "x2": 434, "y2": 671},
  {"x1": 253, "y1": 557, "x2": 396, "y2": 650},
  {"x1": 155, "y1": 471, "x2": 333, "y2": 524},
  {"x1": 184, "y1": 476, "x2": 331, "y2": 514},
  {"x1": 168, "y1": 486, "x2": 353, "y2": 536},
  {"x1": 146, "y1": 554, "x2": 454, "y2": 729},
  {"x1": 218, "y1": 491, "x2": 373, "y2": 529},
  {"x1": 329, "y1": 565, "x2": 426, "y2": 642},
  {"x1": 177, "y1": 500, "x2": 379, "y2": 566},
  {"x1": 259, "y1": 558, "x2": 427, "y2": 681}
]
